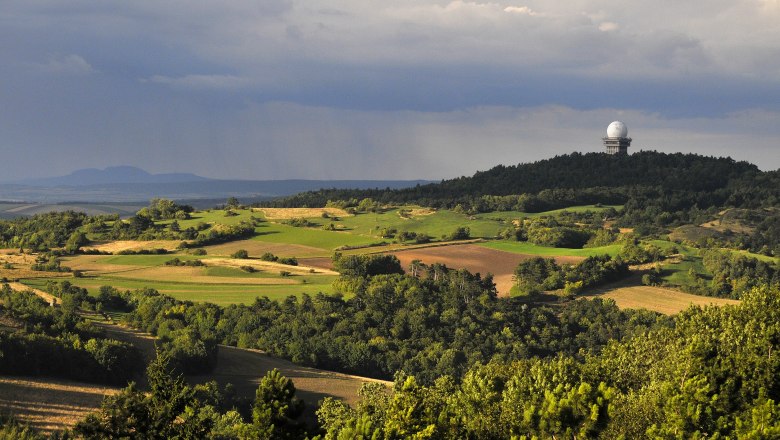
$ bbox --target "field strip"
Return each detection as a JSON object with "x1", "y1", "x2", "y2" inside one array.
[
  {"x1": 252, "y1": 207, "x2": 352, "y2": 219},
  {"x1": 583, "y1": 276, "x2": 740, "y2": 315},
  {"x1": 340, "y1": 238, "x2": 486, "y2": 256},
  {"x1": 206, "y1": 257, "x2": 339, "y2": 275},
  {"x1": 82, "y1": 240, "x2": 183, "y2": 253},
  {"x1": 5, "y1": 204, "x2": 38, "y2": 213},
  {"x1": 103, "y1": 271, "x2": 300, "y2": 285},
  {"x1": 7, "y1": 282, "x2": 57, "y2": 304},
  {"x1": 0, "y1": 377, "x2": 119, "y2": 434}
]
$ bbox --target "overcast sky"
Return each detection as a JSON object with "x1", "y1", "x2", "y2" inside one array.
[{"x1": 2, "y1": 1, "x2": 779, "y2": 181}]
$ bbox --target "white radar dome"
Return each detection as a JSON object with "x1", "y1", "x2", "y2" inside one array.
[{"x1": 607, "y1": 121, "x2": 628, "y2": 138}]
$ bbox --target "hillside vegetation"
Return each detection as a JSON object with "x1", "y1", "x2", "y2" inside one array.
[{"x1": 1, "y1": 151, "x2": 780, "y2": 438}]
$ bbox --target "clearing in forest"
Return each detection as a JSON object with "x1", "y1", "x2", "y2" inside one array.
[
  {"x1": 0, "y1": 377, "x2": 119, "y2": 434},
  {"x1": 583, "y1": 277, "x2": 740, "y2": 314},
  {"x1": 82, "y1": 240, "x2": 183, "y2": 253},
  {"x1": 253, "y1": 207, "x2": 351, "y2": 219}
]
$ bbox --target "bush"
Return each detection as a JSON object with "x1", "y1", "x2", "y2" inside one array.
[
  {"x1": 260, "y1": 252, "x2": 279, "y2": 262},
  {"x1": 278, "y1": 257, "x2": 298, "y2": 266},
  {"x1": 446, "y1": 227, "x2": 471, "y2": 241},
  {"x1": 231, "y1": 249, "x2": 249, "y2": 259},
  {"x1": 164, "y1": 258, "x2": 204, "y2": 267}
]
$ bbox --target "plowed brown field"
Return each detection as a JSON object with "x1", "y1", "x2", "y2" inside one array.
[{"x1": 389, "y1": 244, "x2": 584, "y2": 296}]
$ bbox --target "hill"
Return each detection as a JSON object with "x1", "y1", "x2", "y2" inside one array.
[
  {"x1": 263, "y1": 151, "x2": 778, "y2": 209},
  {"x1": 0, "y1": 179, "x2": 433, "y2": 206},
  {"x1": 14, "y1": 166, "x2": 209, "y2": 187}
]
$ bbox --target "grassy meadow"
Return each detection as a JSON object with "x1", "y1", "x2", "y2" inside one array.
[{"x1": 480, "y1": 241, "x2": 622, "y2": 258}]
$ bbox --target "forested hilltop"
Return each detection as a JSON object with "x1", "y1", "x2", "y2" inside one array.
[{"x1": 263, "y1": 151, "x2": 779, "y2": 211}]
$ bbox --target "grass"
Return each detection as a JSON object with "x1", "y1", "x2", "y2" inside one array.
[
  {"x1": 0, "y1": 377, "x2": 120, "y2": 434},
  {"x1": 335, "y1": 208, "x2": 507, "y2": 239},
  {"x1": 473, "y1": 205, "x2": 623, "y2": 220},
  {"x1": 173, "y1": 208, "x2": 259, "y2": 228},
  {"x1": 21, "y1": 275, "x2": 339, "y2": 306},
  {"x1": 479, "y1": 241, "x2": 622, "y2": 257},
  {"x1": 728, "y1": 249, "x2": 779, "y2": 263},
  {"x1": 584, "y1": 281, "x2": 739, "y2": 315},
  {"x1": 204, "y1": 266, "x2": 284, "y2": 278},
  {"x1": 161, "y1": 206, "x2": 629, "y2": 254},
  {"x1": 251, "y1": 222, "x2": 378, "y2": 250},
  {"x1": 102, "y1": 254, "x2": 205, "y2": 266}
]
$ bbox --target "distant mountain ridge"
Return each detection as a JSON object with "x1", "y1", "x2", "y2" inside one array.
[
  {"x1": 15, "y1": 166, "x2": 209, "y2": 187},
  {"x1": 0, "y1": 166, "x2": 433, "y2": 204}
]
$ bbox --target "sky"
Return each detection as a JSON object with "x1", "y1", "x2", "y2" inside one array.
[{"x1": 1, "y1": 1, "x2": 779, "y2": 181}]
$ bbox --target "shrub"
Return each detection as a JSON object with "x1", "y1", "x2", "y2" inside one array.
[
  {"x1": 278, "y1": 257, "x2": 298, "y2": 266},
  {"x1": 260, "y1": 252, "x2": 279, "y2": 262}
]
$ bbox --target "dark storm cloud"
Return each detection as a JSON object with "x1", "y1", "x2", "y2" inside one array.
[{"x1": 1, "y1": 1, "x2": 778, "y2": 181}]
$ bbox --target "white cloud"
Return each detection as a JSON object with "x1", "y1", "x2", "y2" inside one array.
[
  {"x1": 504, "y1": 6, "x2": 540, "y2": 16},
  {"x1": 144, "y1": 74, "x2": 251, "y2": 90},
  {"x1": 598, "y1": 21, "x2": 618, "y2": 32},
  {"x1": 39, "y1": 54, "x2": 95, "y2": 75}
]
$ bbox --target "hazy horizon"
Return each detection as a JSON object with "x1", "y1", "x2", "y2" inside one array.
[{"x1": 2, "y1": 1, "x2": 779, "y2": 181}]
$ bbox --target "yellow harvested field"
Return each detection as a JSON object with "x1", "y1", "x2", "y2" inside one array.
[
  {"x1": 205, "y1": 239, "x2": 328, "y2": 258},
  {"x1": 0, "y1": 377, "x2": 119, "y2": 434},
  {"x1": 406, "y1": 208, "x2": 436, "y2": 217},
  {"x1": 206, "y1": 257, "x2": 339, "y2": 276},
  {"x1": 7, "y1": 282, "x2": 58, "y2": 304},
  {"x1": 585, "y1": 281, "x2": 740, "y2": 315},
  {"x1": 0, "y1": 251, "x2": 71, "y2": 281},
  {"x1": 64, "y1": 255, "x2": 140, "y2": 274},
  {"x1": 192, "y1": 345, "x2": 390, "y2": 421},
  {"x1": 82, "y1": 240, "x2": 183, "y2": 253},
  {"x1": 107, "y1": 265, "x2": 300, "y2": 285},
  {"x1": 253, "y1": 207, "x2": 351, "y2": 219}
]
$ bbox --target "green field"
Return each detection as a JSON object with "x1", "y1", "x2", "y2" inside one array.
[
  {"x1": 333, "y1": 208, "x2": 506, "y2": 239},
  {"x1": 660, "y1": 257, "x2": 709, "y2": 288},
  {"x1": 251, "y1": 222, "x2": 378, "y2": 250},
  {"x1": 21, "y1": 274, "x2": 337, "y2": 306},
  {"x1": 473, "y1": 205, "x2": 623, "y2": 221},
  {"x1": 480, "y1": 241, "x2": 622, "y2": 258},
  {"x1": 173, "y1": 206, "x2": 626, "y2": 253},
  {"x1": 728, "y1": 249, "x2": 779, "y2": 263},
  {"x1": 173, "y1": 209, "x2": 259, "y2": 227},
  {"x1": 102, "y1": 254, "x2": 207, "y2": 266}
]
